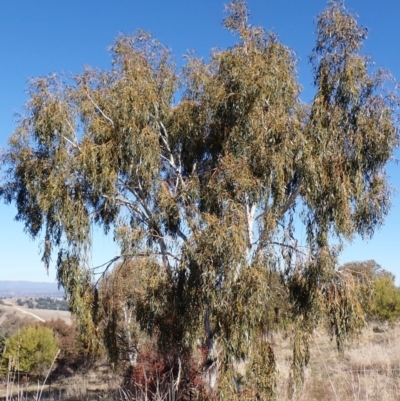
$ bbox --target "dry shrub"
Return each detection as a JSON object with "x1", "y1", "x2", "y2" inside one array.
[
  {"x1": 122, "y1": 342, "x2": 207, "y2": 401},
  {"x1": 38, "y1": 319, "x2": 93, "y2": 375}
]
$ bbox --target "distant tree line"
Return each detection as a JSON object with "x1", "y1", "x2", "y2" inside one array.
[{"x1": 16, "y1": 297, "x2": 69, "y2": 311}]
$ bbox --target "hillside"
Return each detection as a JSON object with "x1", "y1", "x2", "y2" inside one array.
[
  {"x1": 0, "y1": 280, "x2": 63, "y2": 297},
  {"x1": 0, "y1": 299, "x2": 71, "y2": 325}
]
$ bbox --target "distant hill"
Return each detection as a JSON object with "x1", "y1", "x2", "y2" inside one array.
[{"x1": 0, "y1": 281, "x2": 64, "y2": 297}]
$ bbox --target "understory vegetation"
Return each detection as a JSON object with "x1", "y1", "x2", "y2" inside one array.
[
  {"x1": 2, "y1": 292, "x2": 400, "y2": 401},
  {"x1": 2, "y1": 260, "x2": 400, "y2": 401}
]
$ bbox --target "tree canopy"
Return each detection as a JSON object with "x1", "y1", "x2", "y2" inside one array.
[{"x1": 1, "y1": 1, "x2": 398, "y2": 399}]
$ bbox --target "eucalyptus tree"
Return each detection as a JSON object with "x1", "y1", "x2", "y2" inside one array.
[{"x1": 1, "y1": 1, "x2": 398, "y2": 399}]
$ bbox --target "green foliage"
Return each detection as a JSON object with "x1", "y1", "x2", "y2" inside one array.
[
  {"x1": 340, "y1": 260, "x2": 400, "y2": 323},
  {"x1": 2, "y1": 326, "x2": 59, "y2": 376},
  {"x1": 371, "y1": 275, "x2": 400, "y2": 323},
  {"x1": 18, "y1": 297, "x2": 69, "y2": 311},
  {"x1": 1, "y1": 1, "x2": 398, "y2": 399},
  {"x1": 0, "y1": 314, "x2": 34, "y2": 357}
]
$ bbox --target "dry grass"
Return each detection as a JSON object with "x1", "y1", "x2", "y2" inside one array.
[
  {"x1": 0, "y1": 368, "x2": 120, "y2": 401},
  {"x1": 274, "y1": 322, "x2": 400, "y2": 401},
  {"x1": 0, "y1": 300, "x2": 71, "y2": 325},
  {"x1": 2, "y1": 323, "x2": 400, "y2": 400}
]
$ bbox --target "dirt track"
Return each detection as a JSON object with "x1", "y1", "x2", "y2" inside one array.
[
  {"x1": 0, "y1": 301, "x2": 71, "y2": 324},
  {"x1": 12, "y1": 306, "x2": 45, "y2": 322}
]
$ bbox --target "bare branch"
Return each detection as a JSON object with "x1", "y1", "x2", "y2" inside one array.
[
  {"x1": 278, "y1": 178, "x2": 303, "y2": 218},
  {"x1": 93, "y1": 256, "x2": 121, "y2": 286},
  {"x1": 176, "y1": 228, "x2": 188, "y2": 242},
  {"x1": 268, "y1": 241, "x2": 308, "y2": 256},
  {"x1": 62, "y1": 135, "x2": 79, "y2": 150},
  {"x1": 158, "y1": 120, "x2": 185, "y2": 190},
  {"x1": 244, "y1": 194, "x2": 256, "y2": 250},
  {"x1": 255, "y1": 177, "x2": 303, "y2": 223},
  {"x1": 86, "y1": 93, "x2": 114, "y2": 126},
  {"x1": 90, "y1": 255, "x2": 121, "y2": 272},
  {"x1": 64, "y1": 118, "x2": 81, "y2": 150}
]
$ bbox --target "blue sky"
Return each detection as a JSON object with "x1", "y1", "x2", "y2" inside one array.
[{"x1": 0, "y1": 0, "x2": 399, "y2": 282}]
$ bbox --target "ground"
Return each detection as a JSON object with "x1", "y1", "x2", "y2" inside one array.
[
  {"x1": 1, "y1": 310, "x2": 399, "y2": 400},
  {"x1": 275, "y1": 322, "x2": 400, "y2": 400},
  {"x1": 0, "y1": 298, "x2": 71, "y2": 325}
]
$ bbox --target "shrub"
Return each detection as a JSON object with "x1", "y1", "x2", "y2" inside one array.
[
  {"x1": 38, "y1": 319, "x2": 88, "y2": 374},
  {"x1": 3, "y1": 325, "x2": 59, "y2": 376},
  {"x1": 340, "y1": 260, "x2": 400, "y2": 323},
  {"x1": 370, "y1": 276, "x2": 400, "y2": 323},
  {"x1": 0, "y1": 314, "x2": 34, "y2": 356}
]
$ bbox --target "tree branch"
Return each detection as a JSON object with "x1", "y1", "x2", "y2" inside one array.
[
  {"x1": 255, "y1": 177, "x2": 303, "y2": 222},
  {"x1": 278, "y1": 177, "x2": 303, "y2": 218},
  {"x1": 86, "y1": 93, "x2": 114, "y2": 126},
  {"x1": 244, "y1": 194, "x2": 256, "y2": 251},
  {"x1": 158, "y1": 120, "x2": 185, "y2": 191}
]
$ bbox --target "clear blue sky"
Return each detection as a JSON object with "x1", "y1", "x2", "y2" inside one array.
[{"x1": 0, "y1": 0, "x2": 399, "y2": 282}]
